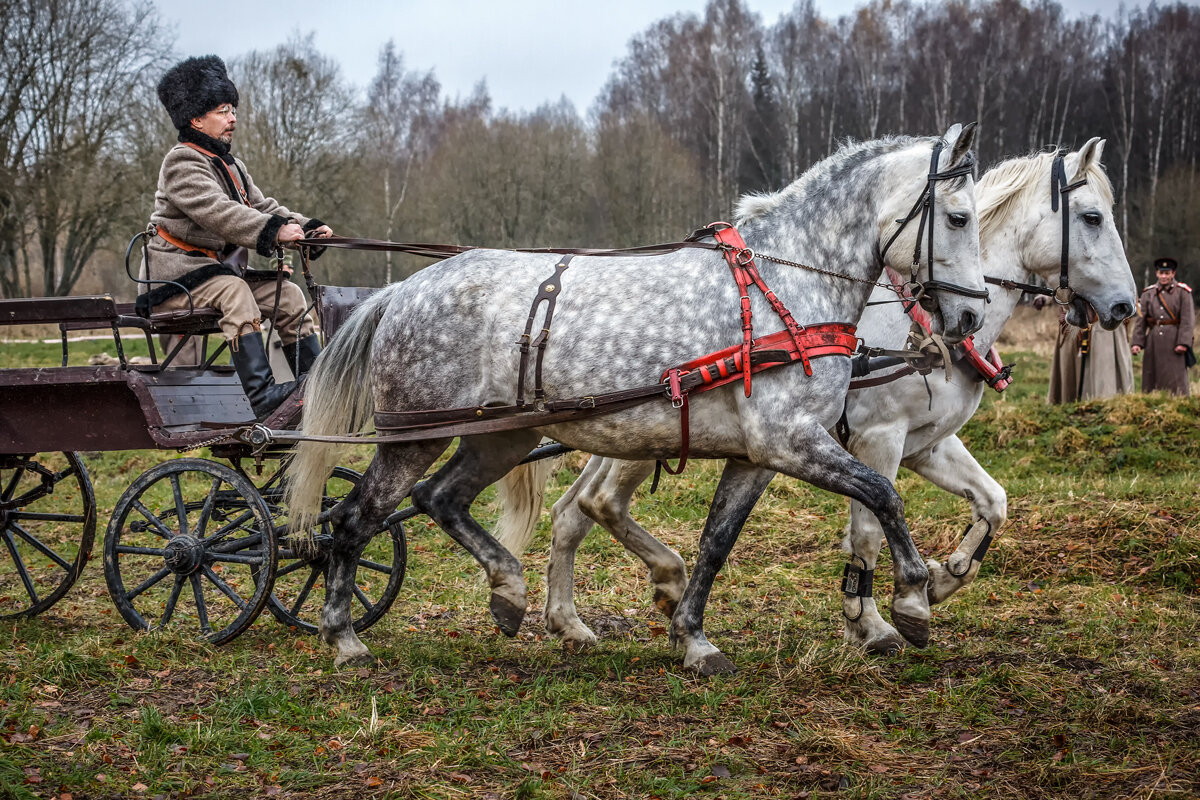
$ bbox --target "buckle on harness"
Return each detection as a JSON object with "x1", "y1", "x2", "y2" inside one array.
[
  {"x1": 666, "y1": 369, "x2": 686, "y2": 409},
  {"x1": 734, "y1": 247, "x2": 755, "y2": 266}
]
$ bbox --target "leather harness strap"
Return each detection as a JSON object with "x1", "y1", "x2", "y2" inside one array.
[
  {"x1": 154, "y1": 226, "x2": 219, "y2": 260},
  {"x1": 517, "y1": 256, "x2": 573, "y2": 408}
]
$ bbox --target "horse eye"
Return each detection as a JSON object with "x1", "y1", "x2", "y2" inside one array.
[
  {"x1": 1082, "y1": 212, "x2": 1102, "y2": 227},
  {"x1": 948, "y1": 212, "x2": 969, "y2": 228}
]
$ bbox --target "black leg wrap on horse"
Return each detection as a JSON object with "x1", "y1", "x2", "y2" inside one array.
[{"x1": 841, "y1": 558, "x2": 874, "y2": 622}]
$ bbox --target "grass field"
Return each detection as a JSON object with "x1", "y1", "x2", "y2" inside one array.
[{"x1": 1, "y1": 313, "x2": 1198, "y2": 799}]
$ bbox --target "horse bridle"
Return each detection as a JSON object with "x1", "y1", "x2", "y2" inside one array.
[
  {"x1": 984, "y1": 152, "x2": 1088, "y2": 305},
  {"x1": 880, "y1": 140, "x2": 989, "y2": 309}
]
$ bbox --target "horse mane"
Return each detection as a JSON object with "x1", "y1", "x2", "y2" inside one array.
[
  {"x1": 734, "y1": 135, "x2": 922, "y2": 224},
  {"x1": 977, "y1": 150, "x2": 1115, "y2": 240}
]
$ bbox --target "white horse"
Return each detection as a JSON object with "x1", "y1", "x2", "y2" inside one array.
[
  {"x1": 496, "y1": 139, "x2": 1136, "y2": 658},
  {"x1": 286, "y1": 125, "x2": 988, "y2": 672}
]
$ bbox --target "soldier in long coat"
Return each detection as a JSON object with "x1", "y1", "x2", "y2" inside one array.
[
  {"x1": 138, "y1": 55, "x2": 331, "y2": 417},
  {"x1": 1047, "y1": 308, "x2": 1134, "y2": 403},
  {"x1": 1131, "y1": 257, "x2": 1195, "y2": 396}
]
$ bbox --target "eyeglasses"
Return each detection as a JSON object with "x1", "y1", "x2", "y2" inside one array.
[{"x1": 208, "y1": 105, "x2": 237, "y2": 118}]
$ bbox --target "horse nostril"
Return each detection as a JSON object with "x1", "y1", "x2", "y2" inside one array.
[
  {"x1": 959, "y1": 309, "x2": 978, "y2": 334},
  {"x1": 1112, "y1": 302, "x2": 1133, "y2": 320}
]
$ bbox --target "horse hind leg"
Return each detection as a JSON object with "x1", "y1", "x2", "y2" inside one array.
[
  {"x1": 321, "y1": 440, "x2": 448, "y2": 667},
  {"x1": 576, "y1": 459, "x2": 686, "y2": 617},
  {"x1": 903, "y1": 434, "x2": 1007, "y2": 605},
  {"x1": 544, "y1": 455, "x2": 610, "y2": 649},
  {"x1": 411, "y1": 430, "x2": 542, "y2": 636}
]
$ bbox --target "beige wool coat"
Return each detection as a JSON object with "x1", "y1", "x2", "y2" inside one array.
[{"x1": 137, "y1": 129, "x2": 324, "y2": 314}]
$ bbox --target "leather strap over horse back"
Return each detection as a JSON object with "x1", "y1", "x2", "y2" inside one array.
[{"x1": 517, "y1": 256, "x2": 573, "y2": 407}]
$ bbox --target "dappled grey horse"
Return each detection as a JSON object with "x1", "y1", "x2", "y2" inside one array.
[
  {"x1": 495, "y1": 138, "x2": 1137, "y2": 663},
  {"x1": 286, "y1": 124, "x2": 987, "y2": 672}
]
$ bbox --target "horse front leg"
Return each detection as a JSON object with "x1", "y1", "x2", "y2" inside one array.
[
  {"x1": 840, "y1": 428, "x2": 912, "y2": 654},
  {"x1": 321, "y1": 440, "x2": 447, "y2": 667},
  {"x1": 411, "y1": 430, "x2": 542, "y2": 635},
  {"x1": 776, "y1": 427, "x2": 931, "y2": 649},
  {"x1": 902, "y1": 434, "x2": 1007, "y2": 605},
  {"x1": 670, "y1": 459, "x2": 775, "y2": 676}
]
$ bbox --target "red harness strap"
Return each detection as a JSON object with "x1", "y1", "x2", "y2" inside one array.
[
  {"x1": 712, "y1": 223, "x2": 816, "y2": 395},
  {"x1": 655, "y1": 323, "x2": 859, "y2": 476},
  {"x1": 884, "y1": 266, "x2": 1011, "y2": 392}
]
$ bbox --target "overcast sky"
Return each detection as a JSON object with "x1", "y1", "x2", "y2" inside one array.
[{"x1": 167, "y1": 0, "x2": 1137, "y2": 114}]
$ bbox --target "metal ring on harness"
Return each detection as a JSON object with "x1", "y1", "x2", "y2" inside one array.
[
  {"x1": 1053, "y1": 284, "x2": 1076, "y2": 306},
  {"x1": 903, "y1": 281, "x2": 927, "y2": 304}
]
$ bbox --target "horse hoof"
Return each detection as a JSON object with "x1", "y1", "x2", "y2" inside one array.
[
  {"x1": 892, "y1": 610, "x2": 930, "y2": 648},
  {"x1": 562, "y1": 636, "x2": 596, "y2": 654},
  {"x1": 335, "y1": 652, "x2": 377, "y2": 668},
  {"x1": 490, "y1": 594, "x2": 526, "y2": 637},
  {"x1": 688, "y1": 652, "x2": 738, "y2": 677},
  {"x1": 864, "y1": 634, "x2": 907, "y2": 656},
  {"x1": 653, "y1": 588, "x2": 678, "y2": 618}
]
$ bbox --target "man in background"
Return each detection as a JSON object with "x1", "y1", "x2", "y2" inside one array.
[{"x1": 1131, "y1": 257, "x2": 1194, "y2": 396}]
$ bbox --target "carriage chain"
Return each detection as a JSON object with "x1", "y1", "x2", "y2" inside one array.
[{"x1": 175, "y1": 432, "x2": 237, "y2": 453}]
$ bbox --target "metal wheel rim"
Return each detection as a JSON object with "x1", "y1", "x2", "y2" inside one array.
[
  {"x1": 0, "y1": 452, "x2": 96, "y2": 619},
  {"x1": 102, "y1": 458, "x2": 276, "y2": 644}
]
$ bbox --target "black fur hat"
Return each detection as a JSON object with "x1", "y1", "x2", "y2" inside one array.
[{"x1": 157, "y1": 55, "x2": 238, "y2": 130}]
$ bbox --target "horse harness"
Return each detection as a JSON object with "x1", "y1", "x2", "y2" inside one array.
[
  {"x1": 983, "y1": 152, "x2": 1087, "y2": 306},
  {"x1": 240, "y1": 138, "x2": 983, "y2": 466}
]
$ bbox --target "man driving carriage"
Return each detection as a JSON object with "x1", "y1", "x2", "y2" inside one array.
[{"x1": 137, "y1": 55, "x2": 331, "y2": 417}]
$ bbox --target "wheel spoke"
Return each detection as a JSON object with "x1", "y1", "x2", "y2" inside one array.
[
  {"x1": 276, "y1": 558, "x2": 311, "y2": 577},
  {"x1": 170, "y1": 475, "x2": 189, "y2": 538},
  {"x1": 208, "y1": 551, "x2": 265, "y2": 566},
  {"x1": 192, "y1": 478, "x2": 223, "y2": 539},
  {"x1": 132, "y1": 500, "x2": 176, "y2": 539},
  {"x1": 356, "y1": 557, "x2": 393, "y2": 575},
  {"x1": 2, "y1": 530, "x2": 39, "y2": 604},
  {"x1": 289, "y1": 567, "x2": 321, "y2": 616},
  {"x1": 158, "y1": 575, "x2": 185, "y2": 628},
  {"x1": 190, "y1": 573, "x2": 210, "y2": 634},
  {"x1": 353, "y1": 584, "x2": 375, "y2": 612},
  {"x1": 115, "y1": 544, "x2": 167, "y2": 557},
  {"x1": 202, "y1": 510, "x2": 257, "y2": 546},
  {"x1": 126, "y1": 566, "x2": 171, "y2": 600},
  {"x1": 208, "y1": 533, "x2": 261, "y2": 554},
  {"x1": 10, "y1": 512, "x2": 87, "y2": 524},
  {"x1": 10, "y1": 522, "x2": 73, "y2": 571},
  {"x1": 1, "y1": 467, "x2": 23, "y2": 503},
  {"x1": 202, "y1": 566, "x2": 247, "y2": 609}
]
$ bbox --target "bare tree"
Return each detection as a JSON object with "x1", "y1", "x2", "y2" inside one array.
[{"x1": 357, "y1": 42, "x2": 439, "y2": 283}]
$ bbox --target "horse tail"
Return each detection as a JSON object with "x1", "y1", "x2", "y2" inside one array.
[
  {"x1": 493, "y1": 457, "x2": 560, "y2": 556},
  {"x1": 285, "y1": 286, "x2": 397, "y2": 533}
]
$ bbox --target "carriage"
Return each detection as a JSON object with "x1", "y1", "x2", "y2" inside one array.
[{"x1": 0, "y1": 260, "x2": 422, "y2": 643}]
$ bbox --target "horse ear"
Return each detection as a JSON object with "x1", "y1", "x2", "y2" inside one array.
[
  {"x1": 1071, "y1": 136, "x2": 1104, "y2": 181},
  {"x1": 946, "y1": 121, "x2": 978, "y2": 168}
]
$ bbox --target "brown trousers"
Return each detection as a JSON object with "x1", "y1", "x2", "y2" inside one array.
[{"x1": 155, "y1": 274, "x2": 315, "y2": 345}]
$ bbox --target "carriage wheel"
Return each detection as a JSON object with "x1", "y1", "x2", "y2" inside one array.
[
  {"x1": 0, "y1": 453, "x2": 96, "y2": 618},
  {"x1": 263, "y1": 467, "x2": 407, "y2": 635},
  {"x1": 103, "y1": 459, "x2": 276, "y2": 644}
]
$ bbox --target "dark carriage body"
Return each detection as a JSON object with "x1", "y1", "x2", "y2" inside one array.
[{"x1": 0, "y1": 284, "x2": 404, "y2": 642}]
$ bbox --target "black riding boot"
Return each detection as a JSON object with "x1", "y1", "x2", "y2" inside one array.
[
  {"x1": 280, "y1": 333, "x2": 321, "y2": 379},
  {"x1": 231, "y1": 333, "x2": 295, "y2": 418}
]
